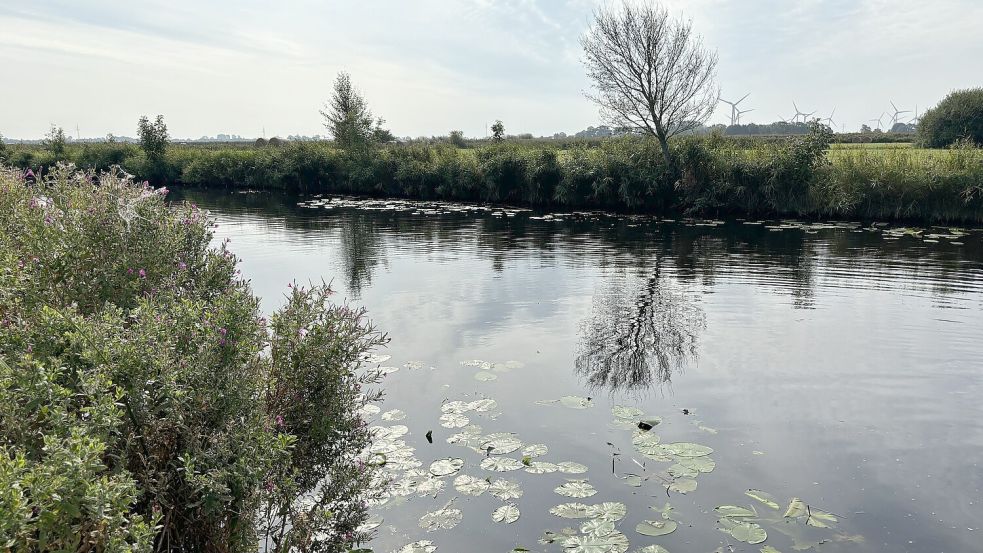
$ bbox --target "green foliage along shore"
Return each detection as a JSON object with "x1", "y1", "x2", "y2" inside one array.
[
  {"x1": 0, "y1": 166, "x2": 386, "y2": 552},
  {"x1": 5, "y1": 125, "x2": 983, "y2": 223}
]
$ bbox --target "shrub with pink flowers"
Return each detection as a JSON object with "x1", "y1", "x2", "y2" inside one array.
[{"x1": 0, "y1": 164, "x2": 386, "y2": 552}]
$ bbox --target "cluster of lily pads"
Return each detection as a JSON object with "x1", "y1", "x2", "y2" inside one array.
[{"x1": 356, "y1": 358, "x2": 858, "y2": 553}]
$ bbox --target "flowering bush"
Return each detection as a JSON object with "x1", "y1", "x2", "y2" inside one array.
[{"x1": 0, "y1": 165, "x2": 386, "y2": 552}]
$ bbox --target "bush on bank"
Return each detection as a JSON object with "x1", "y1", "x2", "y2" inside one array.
[
  {"x1": 8, "y1": 125, "x2": 983, "y2": 223},
  {"x1": 0, "y1": 166, "x2": 386, "y2": 552}
]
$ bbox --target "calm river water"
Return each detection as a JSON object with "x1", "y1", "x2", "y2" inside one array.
[{"x1": 177, "y1": 189, "x2": 982, "y2": 553}]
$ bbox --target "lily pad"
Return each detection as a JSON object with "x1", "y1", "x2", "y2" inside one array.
[
  {"x1": 783, "y1": 497, "x2": 807, "y2": 519},
  {"x1": 361, "y1": 353, "x2": 392, "y2": 364},
  {"x1": 525, "y1": 461, "x2": 559, "y2": 474},
  {"x1": 550, "y1": 502, "x2": 592, "y2": 519},
  {"x1": 561, "y1": 532, "x2": 630, "y2": 553},
  {"x1": 393, "y1": 540, "x2": 437, "y2": 553},
  {"x1": 667, "y1": 464, "x2": 699, "y2": 478},
  {"x1": 419, "y1": 507, "x2": 463, "y2": 531},
  {"x1": 636, "y1": 547, "x2": 670, "y2": 553},
  {"x1": 480, "y1": 456, "x2": 524, "y2": 472},
  {"x1": 416, "y1": 477, "x2": 445, "y2": 496},
  {"x1": 560, "y1": 395, "x2": 593, "y2": 409},
  {"x1": 677, "y1": 456, "x2": 715, "y2": 473},
  {"x1": 441, "y1": 400, "x2": 472, "y2": 413},
  {"x1": 381, "y1": 409, "x2": 406, "y2": 421},
  {"x1": 489, "y1": 479, "x2": 523, "y2": 500},
  {"x1": 587, "y1": 502, "x2": 628, "y2": 522},
  {"x1": 522, "y1": 443, "x2": 548, "y2": 457},
  {"x1": 438, "y1": 412, "x2": 470, "y2": 429},
  {"x1": 480, "y1": 433, "x2": 523, "y2": 455},
  {"x1": 453, "y1": 474, "x2": 489, "y2": 496},
  {"x1": 714, "y1": 505, "x2": 757, "y2": 518},
  {"x1": 474, "y1": 371, "x2": 497, "y2": 381},
  {"x1": 469, "y1": 398, "x2": 498, "y2": 412},
  {"x1": 555, "y1": 480, "x2": 598, "y2": 498},
  {"x1": 667, "y1": 478, "x2": 697, "y2": 494},
  {"x1": 429, "y1": 458, "x2": 464, "y2": 477},
  {"x1": 636, "y1": 519, "x2": 677, "y2": 537},
  {"x1": 745, "y1": 489, "x2": 780, "y2": 510},
  {"x1": 612, "y1": 405, "x2": 645, "y2": 419},
  {"x1": 580, "y1": 519, "x2": 616, "y2": 537},
  {"x1": 718, "y1": 518, "x2": 767, "y2": 544},
  {"x1": 492, "y1": 504, "x2": 520, "y2": 524},
  {"x1": 662, "y1": 442, "x2": 713, "y2": 458},
  {"x1": 557, "y1": 461, "x2": 589, "y2": 474}
]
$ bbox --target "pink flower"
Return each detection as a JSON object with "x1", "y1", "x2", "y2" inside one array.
[
  {"x1": 178, "y1": 261, "x2": 187, "y2": 270},
  {"x1": 275, "y1": 415, "x2": 285, "y2": 427},
  {"x1": 138, "y1": 268, "x2": 146, "y2": 278}
]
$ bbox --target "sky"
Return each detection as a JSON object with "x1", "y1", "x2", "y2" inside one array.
[{"x1": 1, "y1": 0, "x2": 981, "y2": 139}]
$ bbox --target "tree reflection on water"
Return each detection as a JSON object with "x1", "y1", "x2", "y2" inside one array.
[{"x1": 576, "y1": 260, "x2": 705, "y2": 393}]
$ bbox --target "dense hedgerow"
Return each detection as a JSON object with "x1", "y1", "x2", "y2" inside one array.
[
  {"x1": 0, "y1": 165, "x2": 386, "y2": 552},
  {"x1": 7, "y1": 125, "x2": 983, "y2": 222}
]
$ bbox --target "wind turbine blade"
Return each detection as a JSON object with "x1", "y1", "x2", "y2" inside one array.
[{"x1": 737, "y1": 93, "x2": 750, "y2": 104}]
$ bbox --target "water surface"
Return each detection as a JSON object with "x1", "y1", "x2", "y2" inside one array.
[{"x1": 177, "y1": 189, "x2": 983, "y2": 553}]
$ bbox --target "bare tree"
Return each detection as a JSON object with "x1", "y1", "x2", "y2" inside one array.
[{"x1": 581, "y1": 1, "x2": 719, "y2": 167}]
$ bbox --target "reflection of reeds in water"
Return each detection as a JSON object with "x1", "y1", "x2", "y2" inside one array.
[{"x1": 575, "y1": 264, "x2": 705, "y2": 393}]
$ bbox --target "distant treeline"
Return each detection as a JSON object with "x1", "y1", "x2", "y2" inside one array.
[{"x1": 5, "y1": 129, "x2": 983, "y2": 223}]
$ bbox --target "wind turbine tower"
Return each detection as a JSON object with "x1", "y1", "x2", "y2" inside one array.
[
  {"x1": 736, "y1": 108, "x2": 754, "y2": 125},
  {"x1": 719, "y1": 93, "x2": 749, "y2": 126},
  {"x1": 888, "y1": 101, "x2": 910, "y2": 129}
]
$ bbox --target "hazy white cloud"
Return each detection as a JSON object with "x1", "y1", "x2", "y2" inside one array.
[{"x1": 1, "y1": 0, "x2": 980, "y2": 138}]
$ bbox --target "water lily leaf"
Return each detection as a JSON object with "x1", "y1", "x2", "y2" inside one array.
[
  {"x1": 419, "y1": 507, "x2": 463, "y2": 531},
  {"x1": 636, "y1": 546, "x2": 670, "y2": 553},
  {"x1": 428, "y1": 458, "x2": 464, "y2": 477},
  {"x1": 667, "y1": 478, "x2": 697, "y2": 494},
  {"x1": 361, "y1": 353, "x2": 392, "y2": 364},
  {"x1": 474, "y1": 371, "x2": 497, "y2": 381},
  {"x1": 631, "y1": 433, "x2": 666, "y2": 458},
  {"x1": 662, "y1": 442, "x2": 713, "y2": 457},
  {"x1": 359, "y1": 404, "x2": 382, "y2": 416},
  {"x1": 441, "y1": 400, "x2": 472, "y2": 414},
  {"x1": 438, "y1": 412, "x2": 470, "y2": 429},
  {"x1": 460, "y1": 359, "x2": 487, "y2": 367},
  {"x1": 522, "y1": 443, "x2": 548, "y2": 457},
  {"x1": 555, "y1": 480, "x2": 598, "y2": 498},
  {"x1": 480, "y1": 456, "x2": 524, "y2": 472},
  {"x1": 525, "y1": 461, "x2": 559, "y2": 474},
  {"x1": 489, "y1": 479, "x2": 523, "y2": 500},
  {"x1": 561, "y1": 531, "x2": 630, "y2": 553},
  {"x1": 416, "y1": 477, "x2": 445, "y2": 496},
  {"x1": 492, "y1": 503, "x2": 520, "y2": 524},
  {"x1": 636, "y1": 519, "x2": 677, "y2": 537},
  {"x1": 718, "y1": 518, "x2": 767, "y2": 544},
  {"x1": 806, "y1": 509, "x2": 838, "y2": 528},
  {"x1": 623, "y1": 474, "x2": 643, "y2": 487},
  {"x1": 453, "y1": 474, "x2": 489, "y2": 496},
  {"x1": 393, "y1": 540, "x2": 437, "y2": 553},
  {"x1": 714, "y1": 505, "x2": 757, "y2": 518},
  {"x1": 587, "y1": 502, "x2": 628, "y2": 522},
  {"x1": 480, "y1": 433, "x2": 523, "y2": 454},
  {"x1": 557, "y1": 461, "x2": 589, "y2": 474},
  {"x1": 745, "y1": 489, "x2": 780, "y2": 510},
  {"x1": 377, "y1": 365, "x2": 400, "y2": 375},
  {"x1": 580, "y1": 519, "x2": 616, "y2": 537},
  {"x1": 559, "y1": 396, "x2": 593, "y2": 409},
  {"x1": 677, "y1": 456, "x2": 715, "y2": 473},
  {"x1": 667, "y1": 464, "x2": 699, "y2": 478},
  {"x1": 783, "y1": 498, "x2": 807, "y2": 519},
  {"x1": 550, "y1": 502, "x2": 592, "y2": 519},
  {"x1": 612, "y1": 405, "x2": 645, "y2": 419},
  {"x1": 468, "y1": 398, "x2": 498, "y2": 412},
  {"x1": 381, "y1": 409, "x2": 406, "y2": 421}
]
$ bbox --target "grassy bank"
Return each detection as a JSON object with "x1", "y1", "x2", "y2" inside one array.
[
  {"x1": 5, "y1": 130, "x2": 983, "y2": 223},
  {"x1": 0, "y1": 167, "x2": 385, "y2": 552}
]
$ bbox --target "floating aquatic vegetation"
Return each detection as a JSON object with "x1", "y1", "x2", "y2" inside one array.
[
  {"x1": 635, "y1": 519, "x2": 677, "y2": 537},
  {"x1": 474, "y1": 371, "x2": 498, "y2": 382},
  {"x1": 675, "y1": 456, "x2": 715, "y2": 473},
  {"x1": 555, "y1": 480, "x2": 598, "y2": 498},
  {"x1": 446, "y1": 425, "x2": 483, "y2": 446},
  {"x1": 557, "y1": 461, "x2": 589, "y2": 474},
  {"x1": 550, "y1": 502, "x2": 592, "y2": 519},
  {"x1": 745, "y1": 489, "x2": 780, "y2": 510},
  {"x1": 525, "y1": 461, "x2": 559, "y2": 474},
  {"x1": 480, "y1": 456, "x2": 524, "y2": 472},
  {"x1": 452, "y1": 474, "x2": 489, "y2": 496},
  {"x1": 392, "y1": 540, "x2": 437, "y2": 553},
  {"x1": 428, "y1": 458, "x2": 464, "y2": 477},
  {"x1": 783, "y1": 497, "x2": 838, "y2": 528},
  {"x1": 612, "y1": 406, "x2": 645, "y2": 419},
  {"x1": 537, "y1": 396, "x2": 593, "y2": 409},
  {"x1": 377, "y1": 365, "x2": 400, "y2": 375},
  {"x1": 492, "y1": 504, "x2": 521, "y2": 524},
  {"x1": 381, "y1": 409, "x2": 406, "y2": 421},
  {"x1": 581, "y1": 519, "x2": 616, "y2": 537},
  {"x1": 419, "y1": 503, "x2": 463, "y2": 531},
  {"x1": 441, "y1": 400, "x2": 471, "y2": 413},
  {"x1": 469, "y1": 398, "x2": 498, "y2": 412},
  {"x1": 561, "y1": 532, "x2": 630, "y2": 553},
  {"x1": 416, "y1": 477, "x2": 445, "y2": 496},
  {"x1": 522, "y1": 443, "x2": 548, "y2": 457},
  {"x1": 357, "y1": 514, "x2": 384, "y2": 533},
  {"x1": 480, "y1": 433, "x2": 523, "y2": 455},
  {"x1": 403, "y1": 361, "x2": 424, "y2": 369},
  {"x1": 489, "y1": 479, "x2": 523, "y2": 500},
  {"x1": 714, "y1": 505, "x2": 757, "y2": 518},
  {"x1": 661, "y1": 442, "x2": 713, "y2": 458},
  {"x1": 587, "y1": 502, "x2": 627, "y2": 522},
  {"x1": 636, "y1": 546, "x2": 670, "y2": 553},
  {"x1": 717, "y1": 518, "x2": 767, "y2": 544},
  {"x1": 438, "y1": 412, "x2": 470, "y2": 428},
  {"x1": 361, "y1": 353, "x2": 392, "y2": 364},
  {"x1": 666, "y1": 478, "x2": 697, "y2": 494}
]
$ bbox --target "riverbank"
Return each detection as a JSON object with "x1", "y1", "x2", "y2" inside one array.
[{"x1": 6, "y1": 129, "x2": 983, "y2": 223}]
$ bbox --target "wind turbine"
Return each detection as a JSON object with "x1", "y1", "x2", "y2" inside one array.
[
  {"x1": 821, "y1": 108, "x2": 838, "y2": 129},
  {"x1": 719, "y1": 93, "x2": 749, "y2": 126},
  {"x1": 736, "y1": 108, "x2": 754, "y2": 125},
  {"x1": 887, "y1": 101, "x2": 910, "y2": 128},
  {"x1": 868, "y1": 112, "x2": 886, "y2": 131},
  {"x1": 792, "y1": 102, "x2": 815, "y2": 124}
]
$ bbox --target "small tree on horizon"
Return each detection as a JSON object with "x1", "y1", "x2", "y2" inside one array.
[
  {"x1": 581, "y1": 1, "x2": 719, "y2": 167},
  {"x1": 44, "y1": 125, "x2": 67, "y2": 157},
  {"x1": 321, "y1": 72, "x2": 391, "y2": 149},
  {"x1": 491, "y1": 120, "x2": 505, "y2": 142},
  {"x1": 137, "y1": 115, "x2": 169, "y2": 163}
]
